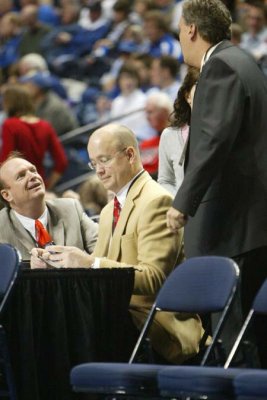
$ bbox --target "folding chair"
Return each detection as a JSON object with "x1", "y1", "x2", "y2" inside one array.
[
  {"x1": 0, "y1": 243, "x2": 21, "y2": 400},
  {"x1": 70, "y1": 256, "x2": 239, "y2": 398},
  {"x1": 234, "y1": 370, "x2": 267, "y2": 399},
  {"x1": 158, "y1": 278, "x2": 267, "y2": 400}
]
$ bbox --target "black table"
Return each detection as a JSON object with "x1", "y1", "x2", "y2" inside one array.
[{"x1": 2, "y1": 268, "x2": 136, "y2": 400}]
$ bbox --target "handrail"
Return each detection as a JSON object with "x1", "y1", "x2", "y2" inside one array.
[
  {"x1": 60, "y1": 107, "x2": 145, "y2": 144},
  {"x1": 55, "y1": 171, "x2": 94, "y2": 193}
]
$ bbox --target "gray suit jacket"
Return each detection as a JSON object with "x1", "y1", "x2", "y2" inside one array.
[
  {"x1": 173, "y1": 41, "x2": 267, "y2": 258},
  {"x1": 0, "y1": 198, "x2": 98, "y2": 260}
]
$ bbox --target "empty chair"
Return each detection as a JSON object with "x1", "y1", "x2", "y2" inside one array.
[
  {"x1": 158, "y1": 278, "x2": 267, "y2": 400},
  {"x1": 0, "y1": 243, "x2": 21, "y2": 400},
  {"x1": 70, "y1": 256, "x2": 239, "y2": 398},
  {"x1": 234, "y1": 370, "x2": 267, "y2": 399}
]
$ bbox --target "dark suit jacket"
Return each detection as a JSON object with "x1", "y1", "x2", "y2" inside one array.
[{"x1": 173, "y1": 41, "x2": 267, "y2": 258}]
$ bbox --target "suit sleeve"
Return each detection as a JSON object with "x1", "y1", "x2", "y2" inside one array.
[
  {"x1": 73, "y1": 199, "x2": 98, "y2": 254},
  {"x1": 173, "y1": 58, "x2": 245, "y2": 216},
  {"x1": 96, "y1": 195, "x2": 183, "y2": 295}
]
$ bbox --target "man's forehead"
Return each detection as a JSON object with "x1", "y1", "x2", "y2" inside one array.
[{"x1": 1, "y1": 158, "x2": 34, "y2": 176}]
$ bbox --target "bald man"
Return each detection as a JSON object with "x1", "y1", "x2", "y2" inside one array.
[{"x1": 33, "y1": 123, "x2": 203, "y2": 364}]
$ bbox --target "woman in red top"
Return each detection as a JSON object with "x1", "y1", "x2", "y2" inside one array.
[{"x1": 0, "y1": 84, "x2": 68, "y2": 189}]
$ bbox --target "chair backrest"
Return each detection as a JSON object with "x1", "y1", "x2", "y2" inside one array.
[
  {"x1": 156, "y1": 256, "x2": 239, "y2": 313},
  {"x1": 224, "y1": 277, "x2": 267, "y2": 368},
  {"x1": 0, "y1": 244, "x2": 21, "y2": 315},
  {"x1": 129, "y1": 256, "x2": 239, "y2": 364},
  {"x1": 252, "y1": 279, "x2": 267, "y2": 314}
]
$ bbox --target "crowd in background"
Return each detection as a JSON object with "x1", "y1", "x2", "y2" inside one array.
[{"x1": 0, "y1": 0, "x2": 266, "y2": 212}]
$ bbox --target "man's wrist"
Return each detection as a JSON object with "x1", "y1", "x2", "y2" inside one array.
[{"x1": 90, "y1": 257, "x2": 100, "y2": 268}]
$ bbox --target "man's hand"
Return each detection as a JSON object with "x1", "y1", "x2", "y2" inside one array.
[
  {"x1": 30, "y1": 248, "x2": 47, "y2": 269},
  {"x1": 167, "y1": 207, "x2": 188, "y2": 232},
  {"x1": 43, "y1": 245, "x2": 94, "y2": 268}
]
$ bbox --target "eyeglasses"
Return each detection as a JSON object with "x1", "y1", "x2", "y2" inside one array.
[{"x1": 88, "y1": 148, "x2": 127, "y2": 170}]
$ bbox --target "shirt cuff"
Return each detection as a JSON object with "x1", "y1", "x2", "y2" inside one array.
[{"x1": 91, "y1": 257, "x2": 100, "y2": 269}]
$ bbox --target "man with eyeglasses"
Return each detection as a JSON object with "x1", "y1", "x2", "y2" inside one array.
[{"x1": 32, "y1": 123, "x2": 203, "y2": 364}]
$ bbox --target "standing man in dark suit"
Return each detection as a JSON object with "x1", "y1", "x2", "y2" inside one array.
[{"x1": 166, "y1": 0, "x2": 267, "y2": 365}]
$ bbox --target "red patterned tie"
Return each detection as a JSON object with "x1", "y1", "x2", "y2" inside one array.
[
  {"x1": 113, "y1": 196, "x2": 121, "y2": 231},
  {"x1": 35, "y1": 219, "x2": 53, "y2": 248}
]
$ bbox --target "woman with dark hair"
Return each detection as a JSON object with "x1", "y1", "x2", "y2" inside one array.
[
  {"x1": 158, "y1": 66, "x2": 199, "y2": 195},
  {"x1": 0, "y1": 84, "x2": 68, "y2": 189}
]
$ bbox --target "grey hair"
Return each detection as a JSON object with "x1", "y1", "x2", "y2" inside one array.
[{"x1": 182, "y1": 0, "x2": 232, "y2": 44}]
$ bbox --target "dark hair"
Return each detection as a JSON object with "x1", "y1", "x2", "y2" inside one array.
[
  {"x1": 117, "y1": 63, "x2": 141, "y2": 87},
  {"x1": 158, "y1": 55, "x2": 180, "y2": 79},
  {"x1": 113, "y1": 0, "x2": 131, "y2": 15},
  {"x1": 143, "y1": 10, "x2": 170, "y2": 33},
  {"x1": 170, "y1": 67, "x2": 199, "y2": 128},
  {"x1": 2, "y1": 84, "x2": 35, "y2": 117},
  {"x1": 182, "y1": 0, "x2": 232, "y2": 44}
]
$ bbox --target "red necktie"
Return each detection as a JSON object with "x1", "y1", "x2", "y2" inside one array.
[
  {"x1": 113, "y1": 196, "x2": 121, "y2": 231},
  {"x1": 35, "y1": 219, "x2": 53, "y2": 248}
]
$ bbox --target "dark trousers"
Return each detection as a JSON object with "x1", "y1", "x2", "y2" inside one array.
[{"x1": 233, "y1": 246, "x2": 267, "y2": 368}]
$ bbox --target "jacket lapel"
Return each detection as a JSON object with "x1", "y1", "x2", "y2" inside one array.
[
  {"x1": 46, "y1": 202, "x2": 65, "y2": 245},
  {"x1": 108, "y1": 171, "x2": 151, "y2": 260}
]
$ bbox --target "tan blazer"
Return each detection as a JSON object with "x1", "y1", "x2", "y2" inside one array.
[
  {"x1": 93, "y1": 171, "x2": 203, "y2": 363},
  {"x1": 0, "y1": 198, "x2": 98, "y2": 260}
]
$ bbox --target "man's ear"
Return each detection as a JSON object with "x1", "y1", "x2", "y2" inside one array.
[
  {"x1": 1, "y1": 189, "x2": 11, "y2": 203},
  {"x1": 189, "y1": 23, "x2": 197, "y2": 40},
  {"x1": 126, "y1": 147, "x2": 135, "y2": 163}
]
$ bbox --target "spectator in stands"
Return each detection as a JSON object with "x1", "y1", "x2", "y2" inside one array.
[
  {"x1": 77, "y1": 174, "x2": 108, "y2": 217},
  {"x1": 32, "y1": 123, "x2": 203, "y2": 364},
  {"x1": 92, "y1": 0, "x2": 131, "y2": 56},
  {"x1": 19, "y1": 4, "x2": 52, "y2": 56},
  {"x1": 16, "y1": 53, "x2": 68, "y2": 99},
  {"x1": 240, "y1": 1, "x2": 267, "y2": 61},
  {"x1": 0, "y1": 12, "x2": 23, "y2": 78},
  {"x1": 0, "y1": 154, "x2": 98, "y2": 262},
  {"x1": 0, "y1": 0, "x2": 15, "y2": 17},
  {"x1": 140, "y1": 91, "x2": 173, "y2": 178},
  {"x1": 230, "y1": 22, "x2": 243, "y2": 46},
  {"x1": 158, "y1": 66, "x2": 199, "y2": 195},
  {"x1": 149, "y1": 55, "x2": 181, "y2": 101},
  {"x1": 0, "y1": 84, "x2": 68, "y2": 189},
  {"x1": 143, "y1": 10, "x2": 182, "y2": 60},
  {"x1": 20, "y1": 71, "x2": 79, "y2": 135},
  {"x1": 110, "y1": 63, "x2": 155, "y2": 141},
  {"x1": 41, "y1": 2, "x2": 96, "y2": 78}
]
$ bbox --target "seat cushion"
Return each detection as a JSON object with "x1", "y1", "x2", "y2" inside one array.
[
  {"x1": 234, "y1": 370, "x2": 267, "y2": 397},
  {"x1": 70, "y1": 362, "x2": 164, "y2": 395},
  {"x1": 158, "y1": 366, "x2": 245, "y2": 398}
]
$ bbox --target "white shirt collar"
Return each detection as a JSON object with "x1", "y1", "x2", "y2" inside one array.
[
  {"x1": 200, "y1": 42, "x2": 222, "y2": 71},
  {"x1": 13, "y1": 207, "x2": 48, "y2": 239},
  {"x1": 114, "y1": 170, "x2": 144, "y2": 208}
]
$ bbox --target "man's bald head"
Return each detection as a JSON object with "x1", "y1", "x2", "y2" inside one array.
[
  {"x1": 89, "y1": 123, "x2": 140, "y2": 154},
  {"x1": 87, "y1": 124, "x2": 143, "y2": 194}
]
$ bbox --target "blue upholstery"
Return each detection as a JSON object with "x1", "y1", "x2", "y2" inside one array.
[
  {"x1": 70, "y1": 256, "x2": 239, "y2": 398},
  {"x1": 159, "y1": 366, "x2": 245, "y2": 399},
  {"x1": 252, "y1": 279, "x2": 267, "y2": 314},
  {"x1": 234, "y1": 370, "x2": 267, "y2": 399},
  {"x1": 0, "y1": 243, "x2": 21, "y2": 400},
  {"x1": 71, "y1": 363, "x2": 162, "y2": 395},
  {"x1": 156, "y1": 256, "x2": 238, "y2": 313}
]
